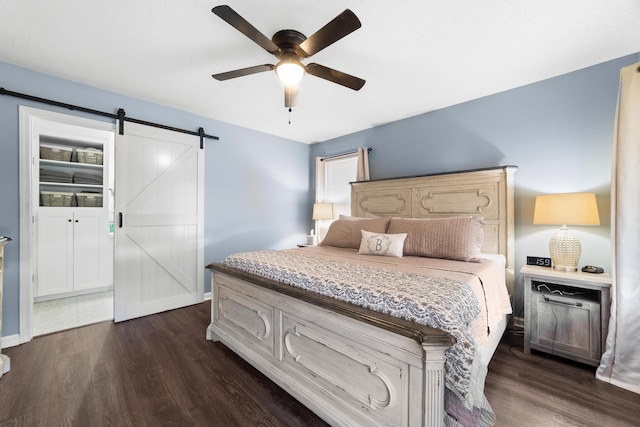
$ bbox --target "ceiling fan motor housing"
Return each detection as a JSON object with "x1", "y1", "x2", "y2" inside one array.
[{"x1": 272, "y1": 29, "x2": 308, "y2": 61}]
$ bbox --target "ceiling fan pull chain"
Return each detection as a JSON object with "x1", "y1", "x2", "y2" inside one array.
[{"x1": 288, "y1": 107, "x2": 292, "y2": 124}]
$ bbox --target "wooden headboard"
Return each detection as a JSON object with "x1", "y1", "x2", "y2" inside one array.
[{"x1": 350, "y1": 166, "x2": 517, "y2": 298}]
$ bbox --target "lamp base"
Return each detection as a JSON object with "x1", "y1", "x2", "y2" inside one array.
[
  {"x1": 549, "y1": 226, "x2": 581, "y2": 271},
  {"x1": 553, "y1": 265, "x2": 578, "y2": 272}
]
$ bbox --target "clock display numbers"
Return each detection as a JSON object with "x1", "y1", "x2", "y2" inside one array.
[{"x1": 526, "y1": 256, "x2": 552, "y2": 268}]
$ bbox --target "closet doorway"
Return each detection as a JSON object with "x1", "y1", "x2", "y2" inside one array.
[
  {"x1": 19, "y1": 106, "x2": 205, "y2": 343},
  {"x1": 19, "y1": 107, "x2": 116, "y2": 339}
]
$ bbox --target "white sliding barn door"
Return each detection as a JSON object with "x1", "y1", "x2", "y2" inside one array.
[{"x1": 114, "y1": 122, "x2": 204, "y2": 322}]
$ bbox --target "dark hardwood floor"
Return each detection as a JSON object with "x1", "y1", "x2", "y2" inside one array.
[
  {"x1": 0, "y1": 302, "x2": 638, "y2": 426},
  {"x1": 486, "y1": 334, "x2": 640, "y2": 426}
]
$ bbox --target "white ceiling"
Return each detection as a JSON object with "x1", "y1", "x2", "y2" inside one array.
[{"x1": 1, "y1": 1, "x2": 639, "y2": 144}]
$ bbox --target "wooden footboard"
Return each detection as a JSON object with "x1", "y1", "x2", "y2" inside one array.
[{"x1": 207, "y1": 265, "x2": 454, "y2": 427}]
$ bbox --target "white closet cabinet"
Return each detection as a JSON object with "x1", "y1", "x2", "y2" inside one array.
[
  {"x1": 32, "y1": 116, "x2": 114, "y2": 300},
  {"x1": 36, "y1": 209, "x2": 111, "y2": 297}
]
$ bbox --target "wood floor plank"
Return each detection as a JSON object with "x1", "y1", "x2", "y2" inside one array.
[
  {"x1": 143, "y1": 322, "x2": 213, "y2": 412},
  {"x1": 84, "y1": 320, "x2": 125, "y2": 369},
  {"x1": 0, "y1": 407, "x2": 49, "y2": 427},
  {"x1": 0, "y1": 333, "x2": 57, "y2": 421},
  {"x1": 486, "y1": 338, "x2": 640, "y2": 427},
  {"x1": 91, "y1": 358, "x2": 148, "y2": 427},
  {"x1": 124, "y1": 362, "x2": 195, "y2": 426},
  {"x1": 51, "y1": 326, "x2": 87, "y2": 359},
  {"x1": 209, "y1": 343, "x2": 329, "y2": 427},
  {"x1": 46, "y1": 351, "x2": 97, "y2": 427},
  {"x1": 115, "y1": 318, "x2": 195, "y2": 427},
  {"x1": 189, "y1": 341, "x2": 292, "y2": 426},
  {"x1": 2, "y1": 302, "x2": 639, "y2": 427}
]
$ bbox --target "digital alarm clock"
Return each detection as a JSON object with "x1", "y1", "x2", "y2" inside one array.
[{"x1": 526, "y1": 256, "x2": 552, "y2": 268}]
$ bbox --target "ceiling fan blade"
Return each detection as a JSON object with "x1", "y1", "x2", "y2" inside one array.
[
  {"x1": 305, "y1": 63, "x2": 365, "y2": 91},
  {"x1": 212, "y1": 64, "x2": 275, "y2": 81},
  {"x1": 284, "y1": 85, "x2": 298, "y2": 108},
  {"x1": 212, "y1": 5, "x2": 280, "y2": 54},
  {"x1": 298, "y1": 9, "x2": 361, "y2": 57}
]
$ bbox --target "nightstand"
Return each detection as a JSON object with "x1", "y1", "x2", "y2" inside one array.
[{"x1": 521, "y1": 265, "x2": 612, "y2": 366}]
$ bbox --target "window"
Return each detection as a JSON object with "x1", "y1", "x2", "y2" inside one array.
[{"x1": 315, "y1": 153, "x2": 357, "y2": 237}]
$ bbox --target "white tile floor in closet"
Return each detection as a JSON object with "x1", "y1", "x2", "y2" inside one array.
[{"x1": 33, "y1": 290, "x2": 113, "y2": 336}]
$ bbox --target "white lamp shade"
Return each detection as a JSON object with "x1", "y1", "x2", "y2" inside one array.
[
  {"x1": 533, "y1": 193, "x2": 600, "y2": 226},
  {"x1": 312, "y1": 203, "x2": 335, "y2": 220}
]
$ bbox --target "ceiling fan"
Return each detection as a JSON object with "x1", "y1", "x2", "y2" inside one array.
[{"x1": 211, "y1": 5, "x2": 366, "y2": 108}]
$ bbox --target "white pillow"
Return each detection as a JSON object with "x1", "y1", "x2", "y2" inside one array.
[{"x1": 358, "y1": 230, "x2": 407, "y2": 258}]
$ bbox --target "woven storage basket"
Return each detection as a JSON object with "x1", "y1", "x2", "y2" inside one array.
[
  {"x1": 76, "y1": 192, "x2": 103, "y2": 207},
  {"x1": 76, "y1": 148, "x2": 103, "y2": 165},
  {"x1": 40, "y1": 144, "x2": 73, "y2": 162},
  {"x1": 41, "y1": 191, "x2": 73, "y2": 207}
]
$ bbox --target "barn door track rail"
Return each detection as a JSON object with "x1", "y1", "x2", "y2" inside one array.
[{"x1": 0, "y1": 87, "x2": 219, "y2": 148}]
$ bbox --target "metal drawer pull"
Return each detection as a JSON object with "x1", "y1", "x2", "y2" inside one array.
[{"x1": 544, "y1": 296, "x2": 583, "y2": 307}]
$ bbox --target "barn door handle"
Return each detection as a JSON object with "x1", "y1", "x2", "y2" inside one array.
[{"x1": 118, "y1": 212, "x2": 123, "y2": 228}]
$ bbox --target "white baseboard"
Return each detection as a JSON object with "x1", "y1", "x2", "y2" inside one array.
[
  {"x1": 1, "y1": 334, "x2": 20, "y2": 349},
  {"x1": 204, "y1": 292, "x2": 212, "y2": 301}
]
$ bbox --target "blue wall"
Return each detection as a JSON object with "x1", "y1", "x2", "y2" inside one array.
[
  {"x1": 0, "y1": 61, "x2": 311, "y2": 338},
  {"x1": 311, "y1": 53, "x2": 640, "y2": 315},
  {"x1": 3, "y1": 52, "x2": 638, "y2": 338}
]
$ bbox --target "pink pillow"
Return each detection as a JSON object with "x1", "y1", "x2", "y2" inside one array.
[
  {"x1": 387, "y1": 216, "x2": 485, "y2": 262},
  {"x1": 320, "y1": 217, "x2": 390, "y2": 249}
]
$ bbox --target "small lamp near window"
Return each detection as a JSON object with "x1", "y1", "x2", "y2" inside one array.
[
  {"x1": 533, "y1": 193, "x2": 600, "y2": 271},
  {"x1": 312, "y1": 203, "x2": 335, "y2": 243}
]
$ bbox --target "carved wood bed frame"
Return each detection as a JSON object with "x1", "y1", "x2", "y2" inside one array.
[{"x1": 206, "y1": 166, "x2": 517, "y2": 426}]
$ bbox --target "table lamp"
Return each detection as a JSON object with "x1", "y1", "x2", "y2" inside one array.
[
  {"x1": 312, "y1": 203, "x2": 335, "y2": 242},
  {"x1": 533, "y1": 193, "x2": 600, "y2": 271}
]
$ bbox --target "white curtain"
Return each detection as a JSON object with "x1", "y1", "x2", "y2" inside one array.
[
  {"x1": 356, "y1": 147, "x2": 370, "y2": 181},
  {"x1": 596, "y1": 62, "x2": 640, "y2": 394}
]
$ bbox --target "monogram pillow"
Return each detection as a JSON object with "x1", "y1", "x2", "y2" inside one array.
[{"x1": 358, "y1": 230, "x2": 407, "y2": 258}]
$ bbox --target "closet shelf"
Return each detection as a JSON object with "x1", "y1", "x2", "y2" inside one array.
[
  {"x1": 39, "y1": 182, "x2": 103, "y2": 189},
  {"x1": 40, "y1": 159, "x2": 103, "y2": 171}
]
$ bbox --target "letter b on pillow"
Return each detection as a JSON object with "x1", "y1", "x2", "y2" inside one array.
[{"x1": 358, "y1": 230, "x2": 407, "y2": 258}]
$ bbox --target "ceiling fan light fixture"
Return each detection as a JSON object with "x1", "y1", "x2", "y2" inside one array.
[
  {"x1": 276, "y1": 60, "x2": 305, "y2": 85},
  {"x1": 211, "y1": 6, "x2": 365, "y2": 107}
]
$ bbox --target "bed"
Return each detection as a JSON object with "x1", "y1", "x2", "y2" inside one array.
[{"x1": 206, "y1": 166, "x2": 517, "y2": 426}]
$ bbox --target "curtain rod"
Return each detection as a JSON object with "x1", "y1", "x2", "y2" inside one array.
[
  {"x1": 0, "y1": 87, "x2": 219, "y2": 148},
  {"x1": 320, "y1": 147, "x2": 372, "y2": 162}
]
